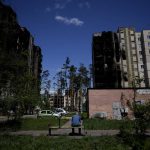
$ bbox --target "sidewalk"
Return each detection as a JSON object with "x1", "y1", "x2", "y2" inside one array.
[
  {"x1": 0, "y1": 120, "x2": 119, "y2": 137},
  {"x1": 0, "y1": 120, "x2": 149, "y2": 137},
  {"x1": 0, "y1": 129, "x2": 120, "y2": 137}
]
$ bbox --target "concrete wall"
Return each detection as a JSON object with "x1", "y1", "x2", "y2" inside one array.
[{"x1": 88, "y1": 89, "x2": 150, "y2": 119}]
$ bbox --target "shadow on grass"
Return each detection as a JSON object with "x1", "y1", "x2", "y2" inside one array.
[
  {"x1": 0, "y1": 119, "x2": 22, "y2": 131},
  {"x1": 117, "y1": 132, "x2": 150, "y2": 150}
]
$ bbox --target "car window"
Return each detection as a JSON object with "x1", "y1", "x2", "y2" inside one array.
[
  {"x1": 57, "y1": 110, "x2": 62, "y2": 112},
  {"x1": 41, "y1": 111, "x2": 46, "y2": 114},
  {"x1": 47, "y1": 110, "x2": 52, "y2": 114}
]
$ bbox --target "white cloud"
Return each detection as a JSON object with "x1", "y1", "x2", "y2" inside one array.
[
  {"x1": 78, "y1": 1, "x2": 90, "y2": 9},
  {"x1": 54, "y1": 0, "x2": 72, "y2": 10},
  {"x1": 55, "y1": 15, "x2": 84, "y2": 26},
  {"x1": 45, "y1": 7, "x2": 51, "y2": 12},
  {"x1": 85, "y1": 2, "x2": 90, "y2": 8},
  {"x1": 54, "y1": 3, "x2": 65, "y2": 9}
]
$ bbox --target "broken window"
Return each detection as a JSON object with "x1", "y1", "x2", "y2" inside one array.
[
  {"x1": 122, "y1": 50, "x2": 126, "y2": 60},
  {"x1": 123, "y1": 72, "x2": 128, "y2": 81}
]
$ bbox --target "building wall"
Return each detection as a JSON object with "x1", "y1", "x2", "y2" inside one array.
[
  {"x1": 142, "y1": 30, "x2": 150, "y2": 87},
  {"x1": 0, "y1": 2, "x2": 42, "y2": 98},
  {"x1": 92, "y1": 31, "x2": 121, "y2": 88},
  {"x1": 118, "y1": 27, "x2": 139, "y2": 88},
  {"x1": 135, "y1": 32, "x2": 145, "y2": 87},
  {"x1": 49, "y1": 93, "x2": 66, "y2": 108},
  {"x1": 88, "y1": 89, "x2": 150, "y2": 119},
  {"x1": 93, "y1": 27, "x2": 150, "y2": 89}
]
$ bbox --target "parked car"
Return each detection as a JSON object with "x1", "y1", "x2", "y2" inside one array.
[
  {"x1": 37, "y1": 110, "x2": 61, "y2": 118},
  {"x1": 54, "y1": 108, "x2": 68, "y2": 116}
]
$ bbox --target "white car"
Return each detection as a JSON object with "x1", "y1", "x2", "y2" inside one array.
[
  {"x1": 54, "y1": 108, "x2": 67, "y2": 116},
  {"x1": 38, "y1": 110, "x2": 61, "y2": 118}
]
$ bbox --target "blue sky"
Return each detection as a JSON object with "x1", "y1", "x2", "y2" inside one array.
[{"x1": 5, "y1": 0, "x2": 150, "y2": 79}]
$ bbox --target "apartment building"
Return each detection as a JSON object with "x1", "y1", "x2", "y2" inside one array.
[
  {"x1": 118, "y1": 27, "x2": 150, "y2": 88},
  {"x1": 92, "y1": 27, "x2": 150, "y2": 88},
  {"x1": 118, "y1": 27, "x2": 140, "y2": 87},
  {"x1": 141, "y1": 30, "x2": 150, "y2": 87},
  {"x1": 0, "y1": 1, "x2": 42, "y2": 97},
  {"x1": 92, "y1": 31, "x2": 121, "y2": 88},
  {"x1": 135, "y1": 32, "x2": 145, "y2": 87}
]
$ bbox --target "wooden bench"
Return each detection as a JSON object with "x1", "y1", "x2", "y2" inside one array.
[
  {"x1": 48, "y1": 126, "x2": 59, "y2": 136},
  {"x1": 48, "y1": 125, "x2": 85, "y2": 136},
  {"x1": 71, "y1": 125, "x2": 85, "y2": 135}
]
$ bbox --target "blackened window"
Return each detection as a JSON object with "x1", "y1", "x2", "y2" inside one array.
[{"x1": 147, "y1": 35, "x2": 150, "y2": 39}]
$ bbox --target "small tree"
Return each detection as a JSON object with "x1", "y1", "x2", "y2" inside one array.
[
  {"x1": 41, "y1": 70, "x2": 51, "y2": 109},
  {"x1": 119, "y1": 78, "x2": 150, "y2": 149}
]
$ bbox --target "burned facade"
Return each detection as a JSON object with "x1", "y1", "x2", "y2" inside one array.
[
  {"x1": 92, "y1": 28, "x2": 150, "y2": 88},
  {"x1": 0, "y1": 1, "x2": 42, "y2": 98},
  {"x1": 92, "y1": 32, "x2": 121, "y2": 88}
]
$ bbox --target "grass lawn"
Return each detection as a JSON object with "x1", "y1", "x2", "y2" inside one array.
[
  {"x1": 21, "y1": 117, "x2": 68, "y2": 130},
  {"x1": 83, "y1": 118, "x2": 134, "y2": 130},
  {"x1": 0, "y1": 135, "x2": 138, "y2": 150},
  {"x1": 0, "y1": 117, "x2": 133, "y2": 131},
  {"x1": 0, "y1": 117, "x2": 69, "y2": 131}
]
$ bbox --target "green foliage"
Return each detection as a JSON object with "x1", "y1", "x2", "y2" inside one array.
[
  {"x1": 83, "y1": 118, "x2": 130, "y2": 130},
  {"x1": 0, "y1": 117, "x2": 69, "y2": 131},
  {"x1": 21, "y1": 117, "x2": 68, "y2": 130},
  {"x1": 0, "y1": 135, "x2": 134, "y2": 150},
  {"x1": 81, "y1": 112, "x2": 88, "y2": 119},
  {"x1": 40, "y1": 70, "x2": 51, "y2": 109},
  {"x1": 119, "y1": 127, "x2": 149, "y2": 150},
  {"x1": 53, "y1": 58, "x2": 91, "y2": 111},
  {"x1": 119, "y1": 101, "x2": 150, "y2": 150},
  {"x1": 133, "y1": 102, "x2": 150, "y2": 134}
]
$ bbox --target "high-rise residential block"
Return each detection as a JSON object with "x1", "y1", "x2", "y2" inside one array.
[
  {"x1": 92, "y1": 27, "x2": 150, "y2": 88},
  {"x1": 92, "y1": 31, "x2": 121, "y2": 88},
  {"x1": 0, "y1": 1, "x2": 42, "y2": 97},
  {"x1": 118, "y1": 27, "x2": 140, "y2": 87},
  {"x1": 141, "y1": 30, "x2": 150, "y2": 87},
  {"x1": 135, "y1": 32, "x2": 145, "y2": 87}
]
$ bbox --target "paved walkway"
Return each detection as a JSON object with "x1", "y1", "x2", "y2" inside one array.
[
  {"x1": 0, "y1": 119, "x2": 120, "y2": 137},
  {"x1": 1, "y1": 129, "x2": 120, "y2": 137},
  {"x1": 0, "y1": 120, "x2": 149, "y2": 138}
]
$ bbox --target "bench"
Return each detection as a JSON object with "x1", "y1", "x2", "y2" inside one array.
[
  {"x1": 48, "y1": 126, "x2": 59, "y2": 136},
  {"x1": 48, "y1": 125, "x2": 85, "y2": 136},
  {"x1": 71, "y1": 125, "x2": 84, "y2": 135}
]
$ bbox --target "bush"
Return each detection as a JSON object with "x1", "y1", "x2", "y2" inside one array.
[{"x1": 0, "y1": 135, "x2": 132, "y2": 150}]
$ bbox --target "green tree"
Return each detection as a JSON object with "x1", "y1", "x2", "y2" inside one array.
[
  {"x1": 62, "y1": 57, "x2": 70, "y2": 109},
  {"x1": 68, "y1": 65, "x2": 77, "y2": 110},
  {"x1": 119, "y1": 78, "x2": 150, "y2": 150},
  {"x1": 76, "y1": 64, "x2": 90, "y2": 112},
  {"x1": 41, "y1": 70, "x2": 51, "y2": 109}
]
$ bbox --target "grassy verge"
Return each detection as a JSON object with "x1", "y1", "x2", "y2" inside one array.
[
  {"x1": 0, "y1": 117, "x2": 68, "y2": 131},
  {"x1": 0, "y1": 135, "x2": 137, "y2": 150},
  {"x1": 83, "y1": 118, "x2": 134, "y2": 130},
  {"x1": 21, "y1": 117, "x2": 68, "y2": 130}
]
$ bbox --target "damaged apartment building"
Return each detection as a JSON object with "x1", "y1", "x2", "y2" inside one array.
[
  {"x1": 90, "y1": 27, "x2": 150, "y2": 119},
  {"x1": 92, "y1": 27, "x2": 150, "y2": 88},
  {"x1": 0, "y1": 1, "x2": 42, "y2": 99}
]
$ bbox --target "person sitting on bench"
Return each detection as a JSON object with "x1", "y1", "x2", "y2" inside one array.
[{"x1": 71, "y1": 112, "x2": 82, "y2": 134}]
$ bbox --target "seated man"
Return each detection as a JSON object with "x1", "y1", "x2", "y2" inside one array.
[
  {"x1": 71, "y1": 112, "x2": 81, "y2": 127},
  {"x1": 71, "y1": 112, "x2": 82, "y2": 134}
]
